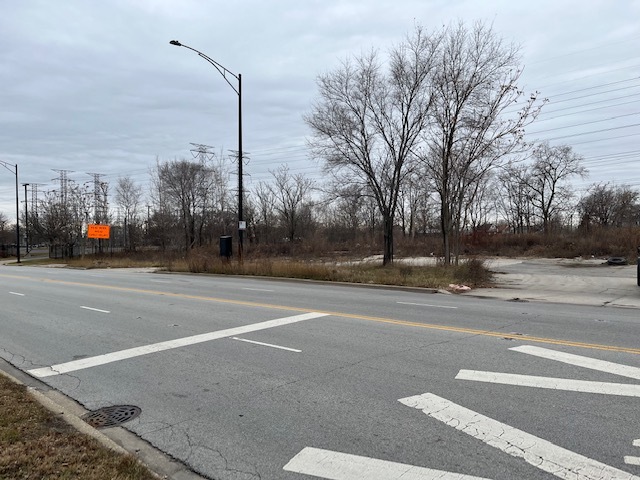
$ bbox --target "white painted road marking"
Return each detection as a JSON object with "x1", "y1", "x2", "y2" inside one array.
[
  {"x1": 627, "y1": 440, "x2": 640, "y2": 465},
  {"x1": 397, "y1": 301, "x2": 457, "y2": 309},
  {"x1": 9, "y1": 291, "x2": 25, "y2": 296},
  {"x1": 455, "y1": 370, "x2": 640, "y2": 397},
  {"x1": 242, "y1": 288, "x2": 274, "y2": 292},
  {"x1": 399, "y1": 393, "x2": 640, "y2": 480},
  {"x1": 28, "y1": 312, "x2": 327, "y2": 377},
  {"x1": 511, "y1": 345, "x2": 640, "y2": 380},
  {"x1": 283, "y1": 447, "x2": 494, "y2": 480},
  {"x1": 80, "y1": 306, "x2": 111, "y2": 314},
  {"x1": 232, "y1": 337, "x2": 301, "y2": 352}
]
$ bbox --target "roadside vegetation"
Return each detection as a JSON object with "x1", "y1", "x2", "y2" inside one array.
[
  {"x1": 0, "y1": 374, "x2": 157, "y2": 480},
  {"x1": 18, "y1": 225, "x2": 640, "y2": 290},
  {"x1": 33, "y1": 250, "x2": 491, "y2": 289}
]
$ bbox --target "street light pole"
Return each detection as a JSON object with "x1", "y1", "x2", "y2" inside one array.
[
  {"x1": 0, "y1": 160, "x2": 20, "y2": 263},
  {"x1": 169, "y1": 40, "x2": 244, "y2": 263}
]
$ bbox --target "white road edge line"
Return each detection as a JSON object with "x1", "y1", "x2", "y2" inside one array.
[
  {"x1": 80, "y1": 306, "x2": 111, "y2": 314},
  {"x1": 283, "y1": 446, "x2": 494, "y2": 480},
  {"x1": 28, "y1": 312, "x2": 327, "y2": 378},
  {"x1": 232, "y1": 337, "x2": 301, "y2": 352},
  {"x1": 242, "y1": 288, "x2": 274, "y2": 292},
  {"x1": 399, "y1": 392, "x2": 640, "y2": 480},
  {"x1": 455, "y1": 369, "x2": 640, "y2": 397},
  {"x1": 9, "y1": 292, "x2": 25, "y2": 296},
  {"x1": 510, "y1": 345, "x2": 640, "y2": 380},
  {"x1": 397, "y1": 301, "x2": 457, "y2": 309}
]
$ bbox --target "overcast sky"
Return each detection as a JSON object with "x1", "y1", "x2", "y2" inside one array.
[{"x1": 1, "y1": 0, "x2": 639, "y2": 221}]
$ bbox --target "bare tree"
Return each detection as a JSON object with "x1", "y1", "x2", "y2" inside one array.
[
  {"x1": 0, "y1": 212, "x2": 10, "y2": 245},
  {"x1": 148, "y1": 159, "x2": 178, "y2": 250},
  {"x1": 332, "y1": 185, "x2": 366, "y2": 241},
  {"x1": 497, "y1": 162, "x2": 535, "y2": 233},
  {"x1": 464, "y1": 175, "x2": 498, "y2": 234},
  {"x1": 527, "y1": 142, "x2": 587, "y2": 234},
  {"x1": 207, "y1": 156, "x2": 234, "y2": 236},
  {"x1": 398, "y1": 172, "x2": 426, "y2": 238},
  {"x1": 420, "y1": 21, "x2": 544, "y2": 264},
  {"x1": 115, "y1": 176, "x2": 143, "y2": 251},
  {"x1": 578, "y1": 183, "x2": 639, "y2": 229},
  {"x1": 267, "y1": 165, "x2": 315, "y2": 242},
  {"x1": 154, "y1": 158, "x2": 216, "y2": 251},
  {"x1": 306, "y1": 27, "x2": 441, "y2": 265},
  {"x1": 36, "y1": 182, "x2": 90, "y2": 255},
  {"x1": 253, "y1": 181, "x2": 278, "y2": 244}
]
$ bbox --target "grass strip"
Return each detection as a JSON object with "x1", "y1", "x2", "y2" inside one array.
[{"x1": 0, "y1": 374, "x2": 157, "y2": 480}]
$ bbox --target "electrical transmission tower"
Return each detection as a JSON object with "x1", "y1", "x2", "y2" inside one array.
[
  {"x1": 190, "y1": 143, "x2": 216, "y2": 162},
  {"x1": 87, "y1": 173, "x2": 108, "y2": 223},
  {"x1": 52, "y1": 169, "x2": 72, "y2": 204}
]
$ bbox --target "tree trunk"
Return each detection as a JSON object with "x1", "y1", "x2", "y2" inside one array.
[
  {"x1": 441, "y1": 201, "x2": 451, "y2": 265},
  {"x1": 383, "y1": 215, "x2": 394, "y2": 266}
]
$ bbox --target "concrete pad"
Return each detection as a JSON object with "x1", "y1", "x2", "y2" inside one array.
[{"x1": 465, "y1": 258, "x2": 640, "y2": 308}]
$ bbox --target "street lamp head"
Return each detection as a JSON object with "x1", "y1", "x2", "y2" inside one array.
[{"x1": 169, "y1": 40, "x2": 182, "y2": 47}]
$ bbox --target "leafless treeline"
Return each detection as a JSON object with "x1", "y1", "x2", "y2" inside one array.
[{"x1": 7, "y1": 21, "x2": 639, "y2": 261}]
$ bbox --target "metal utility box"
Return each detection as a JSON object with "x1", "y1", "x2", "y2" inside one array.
[{"x1": 220, "y1": 236, "x2": 232, "y2": 258}]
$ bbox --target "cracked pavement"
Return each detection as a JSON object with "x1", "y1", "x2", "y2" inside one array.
[{"x1": 2, "y1": 264, "x2": 639, "y2": 479}]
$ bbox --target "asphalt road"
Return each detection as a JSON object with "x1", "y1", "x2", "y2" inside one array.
[{"x1": 1, "y1": 265, "x2": 640, "y2": 480}]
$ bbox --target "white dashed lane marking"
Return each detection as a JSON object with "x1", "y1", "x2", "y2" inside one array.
[
  {"x1": 232, "y1": 337, "x2": 301, "y2": 352},
  {"x1": 80, "y1": 306, "x2": 111, "y2": 313}
]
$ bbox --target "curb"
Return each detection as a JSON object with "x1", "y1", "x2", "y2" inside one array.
[{"x1": 0, "y1": 360, "x2": 206, "y2": 480}]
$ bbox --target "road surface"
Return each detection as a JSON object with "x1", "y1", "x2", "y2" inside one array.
[{"x1": 1, "y1": 265, "x2": 639, "y2": 479}]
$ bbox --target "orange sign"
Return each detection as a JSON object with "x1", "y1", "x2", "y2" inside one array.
[{"x1": 87, "y1": 224, "x2": 111, "y2": 239}]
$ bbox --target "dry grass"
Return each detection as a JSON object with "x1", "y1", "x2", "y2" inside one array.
[
  {"x1": 0, "y1": 375, "x2": 157, "y2": 480},
  {"x1": 26, "y1": 249, "x2": 492, "y2": 288},
  {"x1": 177, "y1": 252, "x2": 492, "y2": 288}
]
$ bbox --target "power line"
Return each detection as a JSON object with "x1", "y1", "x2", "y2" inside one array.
[
  {"x1": 527, "y1": 111, "x2": 640, "y2": 135},
  {"x1": 549, "y1": 76, "x2": 640, "y2": 98}
]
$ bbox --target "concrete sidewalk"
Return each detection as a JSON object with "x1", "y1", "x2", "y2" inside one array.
[{"x1": 465, "y1": 257, "x2": 640, "y2": 308}]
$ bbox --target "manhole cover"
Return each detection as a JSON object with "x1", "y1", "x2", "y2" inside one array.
[{"x1": 81, "y1": 405, "x2": 141, "y2": 429}]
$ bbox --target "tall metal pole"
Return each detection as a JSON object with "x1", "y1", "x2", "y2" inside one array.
[
  {"x1": 15, "y1": 164, "x2": 20, "y2": 263},
  {"x1": 0, "y1": 160, "x2": 20, "y2": 262},
  {"x1": 170, "y1": 40, "x2": 244, "y2": 263},
  {"x1": 238, "y1": 73, "x2": 243, "y2": 263}
]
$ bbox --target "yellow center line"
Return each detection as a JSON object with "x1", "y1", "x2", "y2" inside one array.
[{"x1": 4, "y1": 273, "x2": 640, "y2": 356}]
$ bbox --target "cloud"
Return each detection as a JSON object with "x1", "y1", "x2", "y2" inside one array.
[{"x1": 1, "y1": 0, "x2": 639, "y2": 218}]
